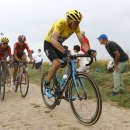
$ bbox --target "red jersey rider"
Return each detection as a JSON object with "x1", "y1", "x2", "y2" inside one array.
[
  {"x1": 0, "y1": 37, "x2": 12, "y2": 75},
  {"x1": 12, "y1": 35, "x2": 33, "y2": 89}
]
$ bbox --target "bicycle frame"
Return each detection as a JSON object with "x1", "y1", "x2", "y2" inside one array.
[
  {"x1": 17, "y1": 62, "x2": 26, "y2": 85},
  {"x1": 71, "y1": 60, "x2": 84, "y2": 95},
  {"x1": 54, "y1": 58, "x2": 87, "y2": 99}
]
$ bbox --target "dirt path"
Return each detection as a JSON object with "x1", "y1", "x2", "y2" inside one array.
[{"x1": 0, "y1": 83, "x2": 130, "y2": 130}]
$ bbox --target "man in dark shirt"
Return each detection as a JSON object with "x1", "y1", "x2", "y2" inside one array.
[{"x1": 97, "y1": 34, "x2": 129, "y2": 96}]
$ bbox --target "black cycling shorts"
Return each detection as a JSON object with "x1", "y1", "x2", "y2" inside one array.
[
  {"x1": 13, "y1": 53, "x2": 25, "y2": 64},
  {"x1": 44, "y1": 40, "x2": 63, "y2": 62}
]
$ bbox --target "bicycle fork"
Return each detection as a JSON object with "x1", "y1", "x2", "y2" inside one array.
[{"x1": 72, "y1": 73, "x2": 87, "y2": 100}]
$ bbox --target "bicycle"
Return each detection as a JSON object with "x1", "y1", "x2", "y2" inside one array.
[
  {"x1": 0, "y1": 52, "x2": 11, "y2": 101},
  {"x1": 41, "y1": 54, "x2": 102, "y2": 126},
  {"x1": 13, "y1": 61, "x2": 29, "y2": 98},
  {"x1": 5, "y1": 62, "x2": 11, "y2": 88},
  {"x1": 0, "y1": 60, "x2": 6, "y2": 101}
]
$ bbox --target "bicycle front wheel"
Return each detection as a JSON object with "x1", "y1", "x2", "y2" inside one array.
[
  {"x1": 41, "y1": 72, "x2": 57, "y2": 109},
  {"x1": 68, "y1": 72, "x2": 102, "y2": 126},
  {"x1": 0, "y1": 71, "x2": 5, "y2": 101},
  {"x1": 20, "y1": 71, "x2": 29, "y2": 98}
]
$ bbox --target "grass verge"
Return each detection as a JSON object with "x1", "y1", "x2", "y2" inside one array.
[{"x1": 27, "y1": 62, "x2": 130, "y2": 109}]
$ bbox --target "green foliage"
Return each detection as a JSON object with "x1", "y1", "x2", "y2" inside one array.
[{"x1": 28, "y1": 61, "x2": 130, "y2": 109}]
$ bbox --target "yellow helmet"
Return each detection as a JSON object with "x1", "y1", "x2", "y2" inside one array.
[
  {"x1": 66, "y1": 9, "x2": 83, "y2": 22},
  {"x1": 1, "y1": 37, "x2": 9, "y2": 43}
]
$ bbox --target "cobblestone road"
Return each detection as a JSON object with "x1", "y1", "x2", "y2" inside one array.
[{"x1": 0, "y1": 83, "x2": 130, "y2": 130}]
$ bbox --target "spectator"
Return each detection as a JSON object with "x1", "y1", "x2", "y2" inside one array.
[
  {"x1": 38, "y1": 49, "x2": 43, "y2": 72},
  {"x1": 73, "y1": 45, "x2": 90, "y2": 73},
  {"x1": 81, "y1": 31, "x2": 90, "y2": 54},
  {"x1": 31, "y1": 50, "x2": 42, "y2": 74},
  {"x1": 97, "y1": 34, "x2": 129, "y2": 96}
]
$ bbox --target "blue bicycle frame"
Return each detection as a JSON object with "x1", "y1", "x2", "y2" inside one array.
[
  {"x1": 54, "y1": 59, "x2": 86, "y2": 97},
  {"x1": 71, "y1": 60, "x2": 86, "y2": 95}
]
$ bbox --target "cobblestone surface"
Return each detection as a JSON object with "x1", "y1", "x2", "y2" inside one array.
[{"x1": 0, "y1": 84, "x2": 130, "y2": 130}]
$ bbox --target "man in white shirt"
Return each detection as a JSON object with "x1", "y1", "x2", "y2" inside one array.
[
  {"x1": 31, "y1": 50, "x2": 42, "y2": 74},
  {"x1": 38, "y1": 49, "x2": 43, "y2": 72},
  {"x1": 73, "y1": 45, "x2": 90, "y2": 73}
]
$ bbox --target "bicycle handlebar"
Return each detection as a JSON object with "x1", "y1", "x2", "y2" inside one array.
[
  {"x1": 18, "y1": 61, "x2": 33, "y2": 67},
  {"x1": 69, "y1": 54, "x2": 94, "y2": 66}
]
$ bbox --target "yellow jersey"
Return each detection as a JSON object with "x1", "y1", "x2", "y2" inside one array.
[{"x1": 45, "y1": 19, "x2": 81, "y2": 44}]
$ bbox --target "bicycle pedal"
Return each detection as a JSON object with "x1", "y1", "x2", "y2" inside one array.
[{"x1": 56, "y1": 99, "x2": 61, "y2": 105}]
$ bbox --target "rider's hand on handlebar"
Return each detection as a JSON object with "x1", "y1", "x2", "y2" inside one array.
[
  {"x1": 18, "y1": 59, "x2": 23, "y2": 62},
  {"x1": 88, "y1": 49, "x2": 97, "y2": 57},
  {"x1": 28, "y1": 60, "x2": 33, "y2": 64},
  {"x1": 91, "y1": 51, "x2": 97, "y2": 57},
  {"x1": 62, "y1": 50, "x2": 70, "y2": 58}
]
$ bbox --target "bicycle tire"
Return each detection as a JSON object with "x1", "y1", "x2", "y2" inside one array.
[
  {"x1": 14, "y1": 77, "x2": 19, "y2": 92},
  {"x1": 41, "y1": 72, "x2": 57, "y2": 109},
  {"x1": 20, "y1": 71, "x2": 29, "y2": 98},
  {"x1": 0, "y1": 71, "x2": 5, "y2": 101},
  {"x1": 5, "y1": 69, "x2": 11, "y2": 88},
  {"x1": 68, "y1": 72, "x2": 102, "y2": 126}
]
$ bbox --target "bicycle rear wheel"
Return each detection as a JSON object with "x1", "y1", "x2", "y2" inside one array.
[
  {"x1": 0, "y1": 71, "x2": 5, "y2": 101},
  {"x1": 41, "y1": 72, "x2": 57, "y2": 109},
  {"x1": 68, "y1": 72, "x2": 102, "y2": 126},
  {"x1": 20, "y1": 71, "x2": 29, "y2": 98}
]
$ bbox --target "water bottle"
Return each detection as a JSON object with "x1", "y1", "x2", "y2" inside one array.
[{"x1": 60, "y1": 74, "x2": 68, "y2": 86}]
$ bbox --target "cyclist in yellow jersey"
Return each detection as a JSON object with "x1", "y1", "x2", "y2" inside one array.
[{"x1": 44, "y1": 9, "x2": 97, "y2": 98}]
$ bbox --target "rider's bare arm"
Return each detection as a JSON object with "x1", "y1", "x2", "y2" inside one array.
[
  {"x1": 26, "y1": 45, "x2": 33, "y2": 61},
  {"x1": 9, "y1": 55, "x2": 12, "y2": 61},
  {"x1": 28, "y1": 52, "x2": 33, "y2": 61},
  {"x1": 50, "y1": 31, "x2": 66, "y2": 53},
  {"x1": 7, "y1": 46, "x2": 12, "y2": 61}
]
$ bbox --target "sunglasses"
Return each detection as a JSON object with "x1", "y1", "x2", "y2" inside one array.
[
  {"x1": 3, "y1": 42, "x2": 8, "y2": 45},
  {"x1": 73, "y1": 22, "x2": 80, "y2": 25},
  {"x1": 19, "y1": 40, "x2": 25, "y2": 43}
]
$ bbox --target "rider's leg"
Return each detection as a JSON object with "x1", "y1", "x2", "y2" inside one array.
[
  {"x1": 44, "y1": 41, "x2": 63, "y2": 98},
  {"x1": 13, "y1": 54, "x2": 21, "y2": 84},
  {"x1": 44, "y1": 59, "x2": 61, "y2": 98},
  {"x1": 21, "y1": 54, "x2": 28, "y2": 69},
  {"x1": 47, "y1": 59, "x2": 61, "y2": 82},
  {"x1": 21, "y1": 54, "x2": 27, "y2": 61},
  {"x1": 2, "y1": 63, "x2": 6, "y2": 76},
  {"x1": 13, "y1": 64, "x2": 18, "y2": 84}
]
